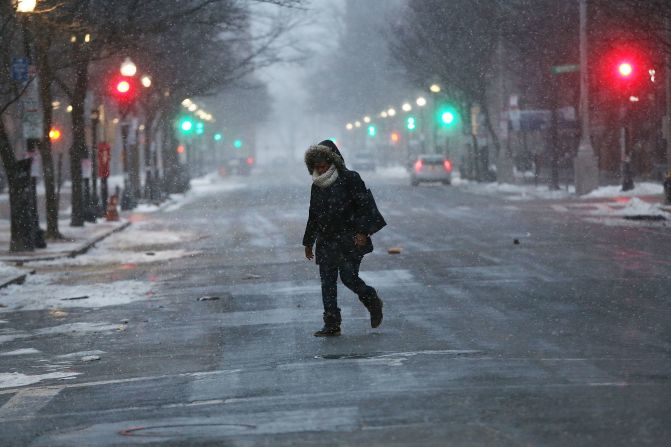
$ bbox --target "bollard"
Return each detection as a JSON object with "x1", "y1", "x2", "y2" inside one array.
[{"x1": 106, "y1": 194, "x2": 120, "y2": 221}]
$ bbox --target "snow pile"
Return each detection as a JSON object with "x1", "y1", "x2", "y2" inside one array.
[
  {"x1": 585, "y1": 182, "x2": 663, "y2": 199},
  {"x1": 592, "y1": 197, "x2": 670, "y2": 218},
  {"x1": 458, "y1": 179, "x2": 573, "y2": 201}
]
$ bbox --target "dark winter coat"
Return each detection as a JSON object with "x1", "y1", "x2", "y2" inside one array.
[{"x1": 303, "y1": 144, "x2": 374, "y2": 266}]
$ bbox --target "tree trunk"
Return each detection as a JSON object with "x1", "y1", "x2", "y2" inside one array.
[
  {"x1": 0, "y1": 120, "x2": 34, "y2": 252},
  {"x1": 35, "y1": 32, "x2": 62, "y2": 238},
  {"x1": 69, "y1": 57, "x2": 89, "y2": 227}
]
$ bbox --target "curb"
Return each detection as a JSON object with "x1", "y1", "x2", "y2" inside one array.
[{"x1": 0, "y1": 221, "x2": 132, "y2": 290}]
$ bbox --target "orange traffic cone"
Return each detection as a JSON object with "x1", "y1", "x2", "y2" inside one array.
[{"x1": 106, "y1": 195, "x2": 119, "y2": 221}]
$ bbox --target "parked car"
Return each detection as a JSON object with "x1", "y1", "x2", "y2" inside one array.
[
  {"x1": 351, "y1": 151, "x2": 376, "y2": 171},
  {"x1": 410, "y1": 154, "x2": 453, "y2": 186},
  {"x1": 225, "y1": 156, "x2": 255, "y2": 176}
]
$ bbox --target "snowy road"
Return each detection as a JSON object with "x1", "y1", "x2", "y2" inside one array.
[{"x1": 1, "y1": 166, "x2": 670, "y2": 446}]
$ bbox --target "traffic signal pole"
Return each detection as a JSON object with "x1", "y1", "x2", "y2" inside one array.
[{"x1": 574, "y1": 0, "x2": 600, "y2": 195}]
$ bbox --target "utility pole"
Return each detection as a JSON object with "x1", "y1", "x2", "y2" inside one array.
[{"x1": 574, "y1": 0, "x2": 600, "y2": 195}]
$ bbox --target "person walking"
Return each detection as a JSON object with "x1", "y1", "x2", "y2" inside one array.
[{"x1": 303, "y1": 139, "x2": 384, "y2": 337}]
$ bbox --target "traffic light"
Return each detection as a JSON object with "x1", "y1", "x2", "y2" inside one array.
[
  {"x1": 195, "y1": 121, "x2": 204, "y2": 135},
  {"x1": 618, "y1": 62, "x2": 633, "y2": 78},
  {"x1": 178, "y1": 117, "x2": 194, "y2": 134},
  {"x1": 390, "y1": 131, "x2": 400, "y2": 143},
  {"x1": 213, "y1": 133, "x2": 223, "y2": 141},
  {"x1": 48, "y1": 127, "x2": 62, "y2": 142},
  {"x1": 110, "y1": 75, "x2": 137, "y2": 109},
  {"x1": 233, "y1": 139, "x2": 243, "y2": 149},
  {"x1": 406, "y1": 116, "x2": 416, "y2": 131},
  {"x1": 367, "y1": 124, "x2": 377, "y2": 137},
  {"x1": 437, "y1": 104, "x2": 458, "y2": 128}
]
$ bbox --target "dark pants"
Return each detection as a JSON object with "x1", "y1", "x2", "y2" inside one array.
[{"x1": 319, "y1": 257, "x2": 376, "y2": 320}]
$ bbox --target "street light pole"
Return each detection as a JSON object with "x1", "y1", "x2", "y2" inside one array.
[{"x1": 574, "y1": 0, "x2": 599, "y2": 195}]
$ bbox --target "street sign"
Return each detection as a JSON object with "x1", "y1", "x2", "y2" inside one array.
[
  {"x1": 551, "y1": 64, "x2": 580, "y2": 75},
  {"x1": 21, "y1": 72, "x2": 43, "y2": 139},
  {"x1": 11, "y1": 57, "x2": 29, "y2": 82}
]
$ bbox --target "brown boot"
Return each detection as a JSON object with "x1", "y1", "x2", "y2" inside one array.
[
  {"x1": 314, "y1": 312, "x2": 341, "y2": 337},
  {"x1": 361, "y1": 292, "x2": 383, "y2": 328}
]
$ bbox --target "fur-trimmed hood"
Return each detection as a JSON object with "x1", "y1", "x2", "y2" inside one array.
[{"x1": 304, "y1": 143, "x2": 346, "y2": 174}]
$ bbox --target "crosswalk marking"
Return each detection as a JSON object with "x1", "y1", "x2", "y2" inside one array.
[{"x1": 0, "y1": 387, "x2": 62, "y2": 420}]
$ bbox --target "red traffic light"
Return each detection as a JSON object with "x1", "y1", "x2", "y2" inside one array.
[
  {"x1": 110, "y1": 76, "x2": 137, "y2": 107},
  {"x1": 116, "y1": 80, "x2": 131, "y2": 93},
  {"x1": 617, "y1": 62, "x2": 633, "y2": 78}
]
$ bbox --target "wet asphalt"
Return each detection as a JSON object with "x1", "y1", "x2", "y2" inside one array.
[{"x1": 1, "y1": 166, "x2": 670, "y2": 446}]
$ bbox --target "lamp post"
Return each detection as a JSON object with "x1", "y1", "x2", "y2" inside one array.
[
  {"x1": 574, "y1": 0, "x2": 599, "y2": 195},
  {"x1": 16, "y1": 0, "x2": 47, "y2": 249},
  {"x1": 116, "y1": 57, "x2": 143, "y2": 210}
]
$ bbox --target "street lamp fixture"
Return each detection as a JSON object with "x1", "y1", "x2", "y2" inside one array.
[
  {"x1": 355, "y1": 121, "x2": 361, "y2": 128},
  {"x1": 416, "y1": 97, "x2": 427, "y2": 107},
  {"x1": 430, "y1": 84, "x2": 441, "y2": 93},
  {"x1": 15, "y1": 0, "x2": 36, "y2": 12},
  {"x1": 380, "y1": 111, "x2": 388, "y2": 118},
  {"x1": 141, "y1": 75, "x2": 152, "y2": 88},
  {"x1": 188, "y1": 104, "x2": 197, "y2": 112},
  {"x1": 363, "y1": 116, "x2": 371, "y2": 123},
  {"x1": 387, "y1": 108, "x2": 396, "y2": 117},
  {"x1": 346, "y1": 123, "x2": 353, "y2": 130},
  {"x1": 120, "y1": 57, "x2": 137, "y2": 77},
  {"x1": 402, "y1": 103, "x2": 412, "y2": 112}
]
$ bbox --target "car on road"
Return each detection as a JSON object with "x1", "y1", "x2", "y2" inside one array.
[
  {"x1": 410, "y1": 154, "x2": 453, "y2": 186},
  {"x1": 351, "y1": 151, "x2": 376, "y2": 171},
  {"x1": 226, "y1": 156, "x2": 255, "y2": 176}
]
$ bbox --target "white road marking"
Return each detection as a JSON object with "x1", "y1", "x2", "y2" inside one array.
[{"x1": 0, "y1": 386, "x2": 62, "y2": 420}]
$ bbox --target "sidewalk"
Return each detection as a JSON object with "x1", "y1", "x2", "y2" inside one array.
[{"x1": 0, "y1": 219, "x2": 131, "y2": 290}]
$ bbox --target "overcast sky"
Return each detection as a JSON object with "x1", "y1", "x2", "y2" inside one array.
[{"x1": 254, "y1": 0, "x2": 346, "y2": 161}]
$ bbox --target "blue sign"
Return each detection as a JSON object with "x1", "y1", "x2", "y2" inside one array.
[{"x1": 11, "y1": 57, "x2": 29, "y2": 82}]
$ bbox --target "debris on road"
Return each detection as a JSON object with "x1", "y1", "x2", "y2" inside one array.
[
  {"x1": 514, "y1": 239, "x2": 520, "y2": 245},
  {"x1": 387, "y1": 247, "x2": 402, "y2": 254},
  {"x1": 243, "y1": 274, "x2": 262, "y2": 280},
  {"x1": 197, "y1": 296, "x2": 220, "y2": 301},
  {"x1": 61, "y1": 295, "x2": 89, "y2": 301},
  {"x1": 81, "y1": 355, "x2": 101, "y2": 362}
]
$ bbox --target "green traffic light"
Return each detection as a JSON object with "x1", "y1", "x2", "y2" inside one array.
[
  {"x1": 406, "y1": 116, "x2": 416, "y2": 131},
  {"x1": 437, "y1": 105, "x2": 458, "y2": 127},
  {"x1": 195, "y1": 122, "x2": 204, "y2": 135},
  {"x1": 367, "y1": 125, "x2": 377, "y2": 137},
  {"x1": 214, "y1": 133, "x2": 223, "y2": 141},
  {"x1": 233, "y1": 139, "x2": 243, "y2": 149},
  {"x1": 180, "y1": 118, "x2": 193, "y2": 133}
]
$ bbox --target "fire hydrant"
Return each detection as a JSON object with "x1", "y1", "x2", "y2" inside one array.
[{"x1": 106, "y1": 194, "x2": 119, "y2": 221}]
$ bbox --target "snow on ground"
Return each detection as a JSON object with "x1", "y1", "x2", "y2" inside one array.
[
  {"x1": 453, "y1": 176, "x2": 574, "y2": 201},
  {"x1": 0, "y1": 371, "x2": 80, "y2": 389},
  {"x1": 0, "y1": 262, "x2": 29, "y2": 279},
  {"x1": 588, "y1": 197, "x2": 670, "y2": 218},
  {"x1": 0, "y1": 275, "x2": 153, "y2": 312},
  {"x1": 0, "y1": 348, "x2": 41, "y2": 356},
  {"x1": 583, "y1": 182, "x2": 664, "y2": 199},
  {"x1": 164, "y1": 172, "x2": 246, "y2": 212}
]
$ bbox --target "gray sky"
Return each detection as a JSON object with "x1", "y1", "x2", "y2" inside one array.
[{"x1": 254, "y1": 0, "x2": 345, "y2": 162}]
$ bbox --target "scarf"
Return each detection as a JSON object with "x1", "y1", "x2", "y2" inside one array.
[{"x1": 312, "y1": 165, "x2": 339, "y2": 188}]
